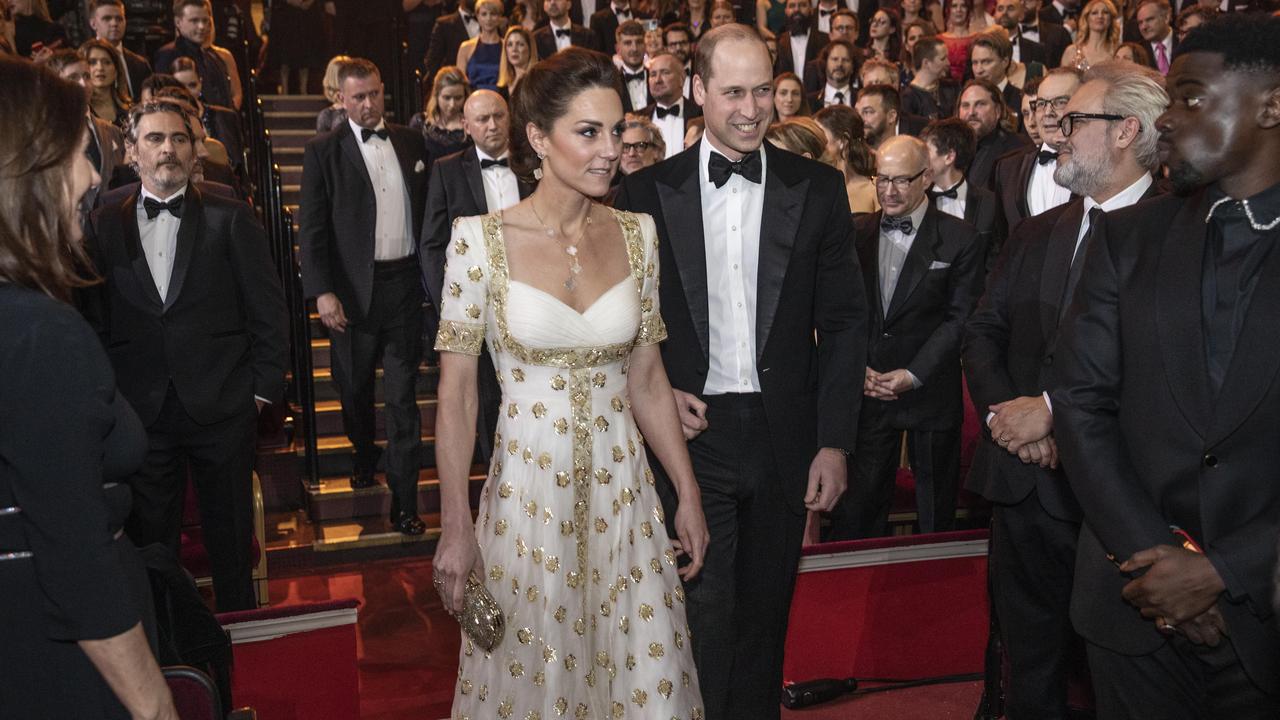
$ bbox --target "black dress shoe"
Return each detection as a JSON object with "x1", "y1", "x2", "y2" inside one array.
[
  {"x1": 393, "y1": 513, "x2": 427, "y2": 536},
  {"x1": 350, "y1": 468, "x2": 378, "y2": 489}
]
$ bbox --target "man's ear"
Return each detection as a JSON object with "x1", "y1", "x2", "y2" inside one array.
[
  {"x1": 692, "y1": 74, "x2": 706, "y2": 107},
  {"x1": 1258, "y1": 83, "x2": 1280, "y2": 131}
]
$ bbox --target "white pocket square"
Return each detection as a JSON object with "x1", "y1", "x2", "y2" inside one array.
[
  {"x1": 414, "y1": 160, "x2": 425, "y2": 173},
  {"x1": 928, "y1": 260, "x2": 951, "y2": 270}
]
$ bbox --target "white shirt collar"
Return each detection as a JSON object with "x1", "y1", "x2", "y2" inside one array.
[
  {"x1": 549, "y1": 18, "x2": 572, "y2": 30},
  {"x1": 138, "y1": 186, "x2": 186, "y2": 205},
  {"x1": 1084, "y1": 173, "x2": 1154, "y2": 215}
]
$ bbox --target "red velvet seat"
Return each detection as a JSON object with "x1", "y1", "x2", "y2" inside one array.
[{"x1": 179, "y1": 472, "x2": 270, "y2": 606}]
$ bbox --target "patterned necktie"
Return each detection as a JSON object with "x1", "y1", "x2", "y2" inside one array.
[{"x1": 881, "y1": 215, "x2": 915, "y2": 234}]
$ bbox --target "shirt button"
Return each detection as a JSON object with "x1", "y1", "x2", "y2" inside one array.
[
  {"x1": 732, "y1": 264, "x2": 739, "y2": 270},
  {"x1": 732, "y1": 188, "x2": 737, "y2": 194}
]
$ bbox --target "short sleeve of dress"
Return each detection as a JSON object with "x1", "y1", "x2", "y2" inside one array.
[
  {"x1": 634, "y1": 212, "x2": 667, "y2": 346},
  {"x1": 434, "y1": 216, "x2": 488, "y2": 356}
]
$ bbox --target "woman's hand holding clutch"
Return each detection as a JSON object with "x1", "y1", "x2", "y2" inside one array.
[{"x1": 433, "y1": 529, "x2": 484, "y2": 615}]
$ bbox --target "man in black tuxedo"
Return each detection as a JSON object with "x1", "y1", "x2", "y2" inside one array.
[
  {"x1": 84, "y1": 103, "x2": 287, "y2": 612},
  {"x1": 965, "y1": 60, "x2": 1168, "y2": 720},
  {"x1": 774, "y1": 0, "x2": 829, "y2": 84},
  {"x1": 1136, "y1": 0, "x2": 1176, "y2": 73},
  {"x1": 833, "y1": 135, "x2": 984, "y2": 539},
  {"x1": 152, "y1": 0, "x2": 233, "y2": 110},
  {"x1": 534, "y1": 0, "x2": 597, "y2": 58},
  {"x1": 614, "y1": 24, "x2": 865, "y2": 720},
  {"x1": 1036, "y1": 0, "x2": 1080, "y2": 26},
  {"x1": 88, "y1": 0, "x2": 151, "y2": 101},
  {"x1": 962, "y1": 79, "x2": 1033, "y2": 189},
  {"x1": 802, "y1": 8, "x2": 860, "y2": 93},
  {"x1": 1020, "y1": 0, "x2": 1074, "y2": 65},
  {"x1": 923, "y1": 118, "x2": 1003, "y2": 269},
  {"x1": 1052, "y1": 18, "x2": 1280, "y2": 716},
  {"x1": 423, "y1": 0, "x2": 478, "y2": 96},
  {"x1": 614, "y1": 20, "x2": 650, "y2": 112},
  {"x1": 638, "y1": 52, "x2": 702, "y2": 158},
  {"x1": 995, "y1": 0, "x2": 1051, "y2": 66},
  {"x1": 298, "y1": 59, "x2": 432, "y2": 536},
  {"x1": 590, "y1": 0, "x2": 642, "y2": 55},
  {"x1": 993, "y1": 68, "x2": 1080, "y2": 231},
  {"x1": 807, "y1": 40, "x2": 857, "y2": 109},
  {"x1": 420, "y1": 90, "x2": 532, "y2": 462},
  {"x1": 855, "y1": 84, "x2": 928, "y2": 148}
]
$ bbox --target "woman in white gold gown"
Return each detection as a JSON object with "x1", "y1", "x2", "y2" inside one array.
[{"x1": 431, "y1": 48, "x2": 708, "y2": 720}]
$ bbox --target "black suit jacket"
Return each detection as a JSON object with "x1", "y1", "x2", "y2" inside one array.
[
  {"x1": 120, "y1": 46, "x2": 152, "y2": 101},
  {"x1": 897, "y1": 112, "x2": 930, "y2": 138},
  {"x1": 855, "y1": 207, "x2": 984, "y2": 430},
  {"x1": 1014, "y1": 35, "x2": 1047, "y2": 66},
  {"x1": 298, "y1": 122, "x2": 431, "y2": 317},
  {"x1": 589, "y1": 6, "x2": 646, "y2": 55},
  {"x1": 774, "y1": 29, "x2": 829, "y2": 78},
  {"x1": 83, "y1": 184, "x2": 288, "y2": 426},
  {"x1": 153, "y1": 36, "x2": 232, "y2": 110},
  {"x1": 534, "y1": 23, "x2": 597, "y2": 59},
  {"x1": 969, "y1": 126, "x2": 1032, "y2": 190},
  {"x1": 901, "y1": 80, "x2": 960, "y2": 121},
  {"x1": 614, "y1": 142, "x2": 866, "y2": 510},
  {"x1": 424, "y1": 11, "x2": 473, "y2": 95},
  {"x1": 1025, "y1": 19, "x2": 1072, "y2": 66},
  {"x1": 1051, "y1": 187, "x2": 1280, "y2": 689},
  {"x1": 420, "y1": 148, "x2": 534, "y2": 310},
  {"x1": 618, "y1": 70, "x2": 651, "y2": 113},
  {"x1": 993, "y1": 142, "x2": 1044, "y2": 230},
  {"x1": 636, "y1": 98, "x2": 702, "y2": 130},
  {"x1": 961, "y1": 181, "x2": 1003, "y2": 272}
]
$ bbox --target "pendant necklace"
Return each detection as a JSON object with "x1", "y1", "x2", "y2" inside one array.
[{"x1": 530, "y1": 201, "x2": 592, "y2": 290}]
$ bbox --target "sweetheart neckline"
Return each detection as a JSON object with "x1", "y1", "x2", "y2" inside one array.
[{"x1": 507, "y1": 278, "x2": 633, "y2": 318}]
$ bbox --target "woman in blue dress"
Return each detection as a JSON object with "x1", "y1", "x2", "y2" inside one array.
[{"x1": 457, "y1": 0, "x2": 505, "y2": 92}]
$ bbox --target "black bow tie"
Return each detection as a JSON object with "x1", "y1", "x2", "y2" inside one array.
[
  {"x1": 460, "y1": 12, "x2": 475, "y2": 24},
  {"x1": 708, "y1": 150, "x2": 762, "y2": 188},
  {"x1": 555, "y1": 27, "x2": 571, "y2": 38},
  {"x1": 654, "y1": 103, "x2": 681, "y2": 119},
  {"x1": 929, "y1": 185, "x2": 960, "y2": 200},
  {"x1": 881, "y1": 215, "x2": 915, "y2": 234},
  {"x1": 1020, "y1": 22, "x2": 1038, "y2": 32},
  {"x1": 1037, "y1": 149, "x2": 1059, "y2": 165},
  {"x1": 819, "y1": 8, "x2": 835, "y2": 16},
  {"x1": 615, "y1": 8, "x2": 631, "y2": 18},
  {"x1": 143, "y1": 195, "x2": 184, "y2": 219},
  {"x1": 361, "y1": 127, "x2": 389, "y2": 142},
  {"x1": 480, "y1": 157, "x2": 509, "y2": 169},
  {"x1": 622, "y1": 70, "x2": 645, "y2": 83}
]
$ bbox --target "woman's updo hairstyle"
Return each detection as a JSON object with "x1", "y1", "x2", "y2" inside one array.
[{"x1": 509, "y1": 47, "x2": 621, "y2": 184}]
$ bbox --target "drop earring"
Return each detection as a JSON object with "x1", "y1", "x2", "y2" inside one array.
[{"x1": 533, "y1": 152, "x2": 545, "y2": 181}]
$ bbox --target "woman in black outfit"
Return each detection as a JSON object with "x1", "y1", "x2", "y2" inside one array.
[{"x1": 0, "y1": 57, "x2": 176, "y2": 720}]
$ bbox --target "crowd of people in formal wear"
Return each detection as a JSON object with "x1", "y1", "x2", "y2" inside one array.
[{"x1": 2, "y1": 0, "x2": 1280, "y2": 719}]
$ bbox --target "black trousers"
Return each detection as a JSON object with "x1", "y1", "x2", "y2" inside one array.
[
  {"x1": 990, "y1": 490, "x2": 1081, "y2": 720},
  {"x1": 661, "y1": 393, "x2": 807, "y2": 720},
  {"x1": 126, "y1": 384, "x2": 258, "y2": 612},
  {"x1": 831, "y1": 408, "x2": 961, "y2": 538},
  {"x1": 1088, "y1": 635, "x2": 1280, "y2": 719},
  {"x1": 329, "y1": 257, "x2": 424, "y2": 520}
]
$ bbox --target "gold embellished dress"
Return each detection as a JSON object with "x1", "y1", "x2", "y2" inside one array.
[{"x1": 435, "y1": 210, "x2": 705, "y2": 720}]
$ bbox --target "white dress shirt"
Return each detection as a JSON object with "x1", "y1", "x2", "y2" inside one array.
[
  {"x1": 652, "y1": 100, "x2": 686, "y2": 159},
  {"x1": 823, "y1": 83, "x2": 854, "y2": 107},
  {"x1": 844, "y1": 0, "x2": 860, "y2": 13},
  {"x1": 618, "y1": 62, "x2": 648, "y2": 110},
  {"x1": 1027, "y1": 144, "x2": 1073, "y2": 217},
  {"x1": 789, "y1": 32, "x2": 811, "y2": 82},
  {"x1": 581, "y1": 0, "x2": 598, "y2": 20},
  {"x1": 137, "y1": 187, "x2": 183, "y2": 301},
  {"x1": 932, "y1": 179, "x2": 968, "y2": 220},
  {"x1": 877, "y1": 200, "x2": 929, "y2": 387},
  {"x1": 700, "y1": 137, "x2": 767, "y2": 394},
  {"x1": 348, "y1": 118, "x2": 414, "y2": 261},
  {"x1": 476, "y1": 147, "x2": 520, "y2": 212},
  {"x1": 550, "y1": 19, "x2": 574, "y2": 52}
]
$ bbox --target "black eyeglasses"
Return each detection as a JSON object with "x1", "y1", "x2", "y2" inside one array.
[
  {"x1": 1029, "y1": 95, "x2": 1071, "y2": 113},
  {"x1": 1060, "y1": 112, "x2": 1135, "y2": 137},
  {"x1": 622, "y1": 141, "x2": 653, "y2": 154},
  {"x1": 871, "y1": 167, "x2": 927, "y2": 191}
]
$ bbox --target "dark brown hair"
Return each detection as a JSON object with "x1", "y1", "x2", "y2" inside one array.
[
  {"x1": 172, "y1": 0, "x2": 210, "y2": 18},
  {"x1": 0, "y1": 57, "x2": 94, "y2": 300},
  {"x1": 921, "y1": 116, "x2": 976, "y2": 171},
  {"x1": 815, "y1": 104, "x2": 876, "y2": 178},
  {"x1": 509, "y1": 47, "x2": 620, "y2": 184},
  {"x1": 81, "y1": 37, "x2": 134, "y2": 106}
]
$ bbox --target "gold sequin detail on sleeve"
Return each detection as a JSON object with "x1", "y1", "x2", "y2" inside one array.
[{"x1": 435, "y1": 320, "x2": 485, "y2": 355}]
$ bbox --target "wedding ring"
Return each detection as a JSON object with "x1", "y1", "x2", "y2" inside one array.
[{"x1": 1157, "y1": 618, "x2": 1176, "y2": 633}]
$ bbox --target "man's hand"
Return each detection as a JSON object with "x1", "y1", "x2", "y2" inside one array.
[
  {"x1": 1177, "y1": 605, "x2": 1228, "y2": 647},
  {"x1": 671, "y1": 388, "x2": 708, "y2": 440},
  {"x1": 1015, "y1": 435, "x2": 1058, "y2": 468},
  {"x1": 1119, "y1": 544, "x2": 1227, "y2": 625},
  {"x1": 317, "y1": 292, "x2": 348, "y2": 333},
  {"x1": 988, "y1": 395, "x2": 1053, "y2": 453},
  {"x1": 864, "y1": 368, "x2": 914, "y2": 400},
  {"x1": 804, "y1": 447, "x2": 847, "y2": 512}
]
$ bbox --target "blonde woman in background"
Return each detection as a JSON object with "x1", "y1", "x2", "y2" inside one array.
[
  {"x1": 410, "y1": 65, "x2": 470, "y2": 159},
  {"x1": 315, "y1": 54, "x2": 352, "y2": 133},
  {"x1": 456, "y1": 0, "x2": 505, "y2": 91},
  {"x1": 497, "y1": 25, "x2": 536, "y2": 98},
  {"x1": 766, "y1": 117, "x2": 828, "y2": 160},
  {"x1": 815, "y1": 104, "x2": 880, "y2": 214},
  {"x1": 1060, "y1": 0, "x2": 1121, "y2": 70}
]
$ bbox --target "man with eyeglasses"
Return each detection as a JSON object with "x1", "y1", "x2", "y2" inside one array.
[
  {"x1": 1053, "y1": 16, "x2": 1280, "y2": 716},
  {"x1": 964, "y1": 59, "x2": 1167, "y2": 720},
  {"x1": 833, "y1": 135, "x2": 984, "y2": 539},
  {"x1": 663, "y1": 22, "x2": 695, "y2": 95},
  {"x1": 618, "y1": 116, "x2": 665, "y2": 175},
  {"x1": 994, "y1": 67, "x2": 1081, "y2": 234}
]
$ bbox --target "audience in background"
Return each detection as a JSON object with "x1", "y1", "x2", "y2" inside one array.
[
  {"x1": 87, "y1": 0, "x2": 149, "y2": 101},
  {"x1": 153, "y1": 0, "x2": 234, "y2": 110},
  {"x1": 940, "y1": 0, "x2": 977, "y2": 80},
  {"x1": 773, "y1": 71, "x2": 811, "y2": 119},
  {"x1": 412, "y1": 65, "x2": 471, "y2": 159},
  {"x1": 81, "y1": 38, "x2": 130, "y2": 127},
  {"x1": 619, "y1": 114, "x2": 666, "y2": 174},
  {"x1": 1061, "y1": 0, "x2": 1121, "y2": 69},
  {"x1": 498, "y1": 26, "x2": 537, "y2": 98},
  {"x1": 268, "y1": 0, "x2": 325, "y2": 94},
  {"x1": 864, "y1": 7, "x2": 903, "y2": 62},
  {"x1": 456, "y1": 0, "x2": 504, "y2": 91},
  {"x1": 767, "y1": 115, "x2": 828, "y2": 159},
  {"x1": 814, "y1": 104, "x2": 879, "y2": 213},
  {"x1": 11, "y1": 0, "x2": 65, "y2": 58},
  {"x1": 315, "y1": 54, "x2": 352, "y2": 133}
]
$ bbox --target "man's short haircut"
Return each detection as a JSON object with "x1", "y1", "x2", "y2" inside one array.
[
  {"x1": 858, "y1": 83, "x2": 901, "y2": 114},
  {"x1": 921, "y1": 117, "x2": 977, "y2": 171},
  {"x1": 169, "y1": 55, "x2": 199, "y2": 76},
  {"x1": 1174, "y1": 11, "x2": 1280, "y2": 73},
  {"x1": 693, "y1": 23, "x2": 764, "y2": 85},
  {"x1": 1136, "y1": 0, "x2": 1171, "y2": 17},
  {"x1": 959, "y1": 78, "x2": 1006, "y2": 112},
  {"x1": 664, "y1": 21, "x2": 691, "y2": 42},
  {"x1": 1022, "y1": 75, "x2": 1043, "y2": 97},
  {"x1": 126, "y1": 101, "x2": 195, "y2": 144},
  {"x1": 831, "y1": 8, "x2": 857, "y2": 25},
  {"x1": 172, "y1": 0, "x2": 210, "y2": 18},
  {"x1": 89, "y1": 0, "x2": 125, "y2": 14},
  {"x1": 1082, "y1": 60, "x2": 1169, "y2": 170},
  {"x1": 39, "y1": 48, "x2": 85, "y2": 74},
  {"x1": 141, "y1": 72, "x2": 185, "y2": 97},
  {"x1": 336, "y1": 57, "x2": 381, "y2": 87},
  {"x1": 154, "y1": 83, "x2": 199, "y2": 109},
  {"x1": 972, "y1": 28, "x2": 1013, "y2": 62},
  {"x1": 912, "y1": 36, "x2": 945, "y2": 71},
  {"x1": 617, "y1": 18, "x2": 645, "y2": 38},
  {"x1": 1042, "y1": 65, "x2": 1084, "y2": 84},
  {"x1": 859, "y1": 56, "x2": 899, "y2": 80}
]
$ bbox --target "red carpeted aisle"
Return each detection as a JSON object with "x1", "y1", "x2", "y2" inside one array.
[{"x1": 268, "y1": 556, "x2": 982, "y2": 720}]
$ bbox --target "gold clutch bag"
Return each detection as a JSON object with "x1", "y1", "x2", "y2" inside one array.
[{"x1": 455, "y1": 573, "x2": 505, "y2": 653}]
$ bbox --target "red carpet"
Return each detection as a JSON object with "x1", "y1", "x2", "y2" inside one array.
[{"x1": 268, "y1": 556, "x2": 982, "y2": 719}]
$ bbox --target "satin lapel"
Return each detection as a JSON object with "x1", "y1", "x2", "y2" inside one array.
[
  {"x1": 1016, "y1": 151, "x2": 1036, "y2": 219},
  {"x1": 1040, "y1": 198, "x2": 1083, "y2": 335},
  {"x1": 388, "y1": 127, "x2": 419, "y2": 190},
  {"x1": 163, "y1": 185, "x2": 201, "y2": 312},
  {"x1": 121, "y1": 189, "x2": 164, "y2": 308},
  {"x1": 657, "y1": 151, "x2": 710, "y2": 360},
  {"x1": 1207, "y1": 222, "x2": 1280, "y2": 445},
  {"x1": 1156, "y1": 190, "x2": 1212, "y2": 440},
  {"x1": 755, "y1": 144, "x2": 805, "y2": 359},
  {"x1": 460, "y1": 150, "x2": 487, "y2": 211},
  {"x1": 338, "y1": 125, "x2": 374, "y2": 194},
  {"x1": 884, "y1": 207, "x2": 938, "y2": 323}
]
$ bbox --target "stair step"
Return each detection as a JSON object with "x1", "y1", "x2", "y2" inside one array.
[
  {"x1": 264, "y1": 110, "x2": 324, "y2": 131},
  {"x1": 260, "y1": 94, "x2": 330, "y2": 114},
  {"x1": 309, "y1": 396, "x2": 437, "y2": 436},
  {"x1": 312, "y1": 515, "x2": 441, "y2": 551},
  {"x1": 280, "y1": 165, "x2": 302, "y2": 184},
  {"x1": 304, "y1": 468, "x2": 486, "y2": 520},
  {"x1": 268, "y1": 129, "x2": 315, "y2": 149}
]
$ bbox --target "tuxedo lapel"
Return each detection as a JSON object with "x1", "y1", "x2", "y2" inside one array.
[
  {"x1": 657, "y1": 150, "x2": 709, "y2": 360},
  {"x1": 338, "y1": 125, "x2": 374, "y2": 194},
  {"x1": 885, "y1": 207, "x2": 939, "y2": 322},
  {"x1": 1016, "y1": 150, "x2": 1037, "y2": 219},
  {"x1": 460, "y1": 149, "x2": 487, "y2": 211},
  {"x1": 164, "y1": 185, "x2": 202, "y2": 312},
  {"x1": 756, "y1": 143, "x2": 805, "y2": 358},
  {"x1": 119, "y1": 189, "x2": 164, "y2": 308},
  {"x1": 388, "y1": 127, "x2": 419, "y2": 191},
  {"x1": 1156, "y1": 190, "x2": 1212, "y2": 440},
  {"x1": 1041, "y1": 199, "x2": 1083, "y2": 335}
]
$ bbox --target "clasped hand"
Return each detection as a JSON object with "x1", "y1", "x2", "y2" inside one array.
[
  {"x1": 863, "y1": 368, "x2": 915, "y2": 400},
  {"x1": 988, "y1": 395, "x2": 1057, "y2": 468},
  {"x1": 1119, "y1": 544, "x2": 1228, "y2": 645}
]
